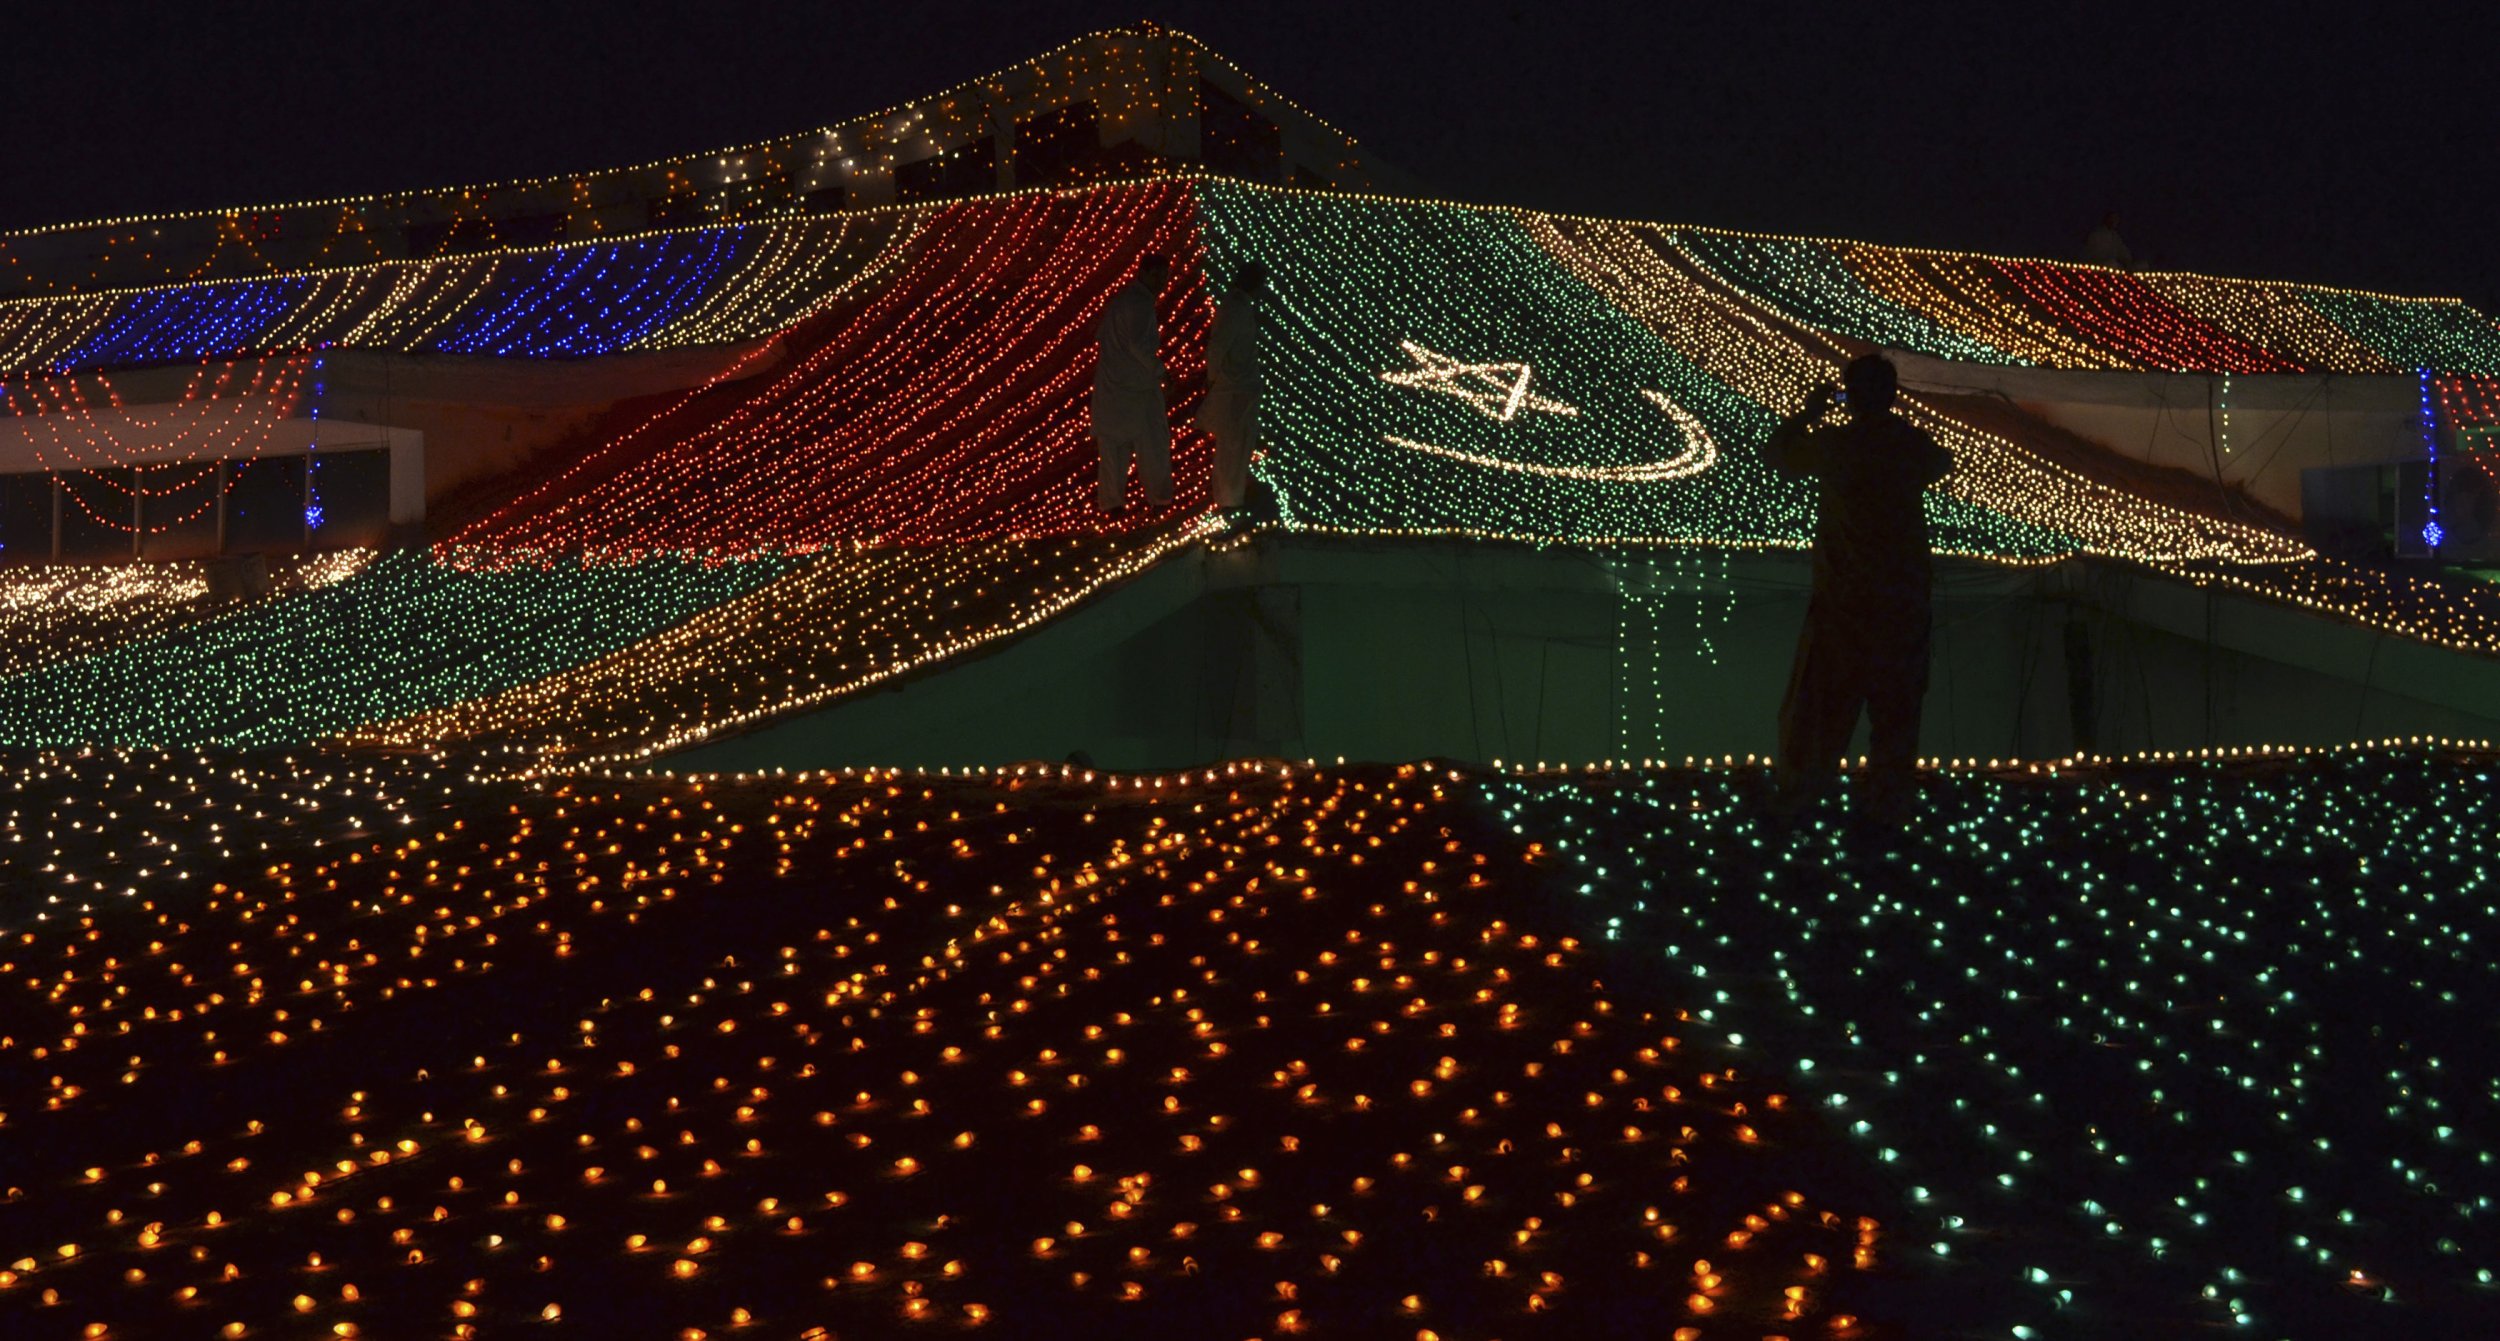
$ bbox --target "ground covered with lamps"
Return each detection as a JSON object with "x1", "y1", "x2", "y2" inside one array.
[{"x1": 4, "y1": 748, "x2": 2496, "y2": 1339}]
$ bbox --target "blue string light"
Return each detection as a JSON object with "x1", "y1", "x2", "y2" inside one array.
[
  {"x1": 50, "y1": 278, "x2": 310, "y2": 372},
  {"x1": 430, "y1": 228, "x2": 744, "y2": 356},
  {"x1": 13, "y1": 229, "x2": 756, "y2": 375},
  {"x1": 303, "y1": 347, "x2": 328, "y2": 532},
  {"x1": 2420, "y1": 368, "x2": 2444, "y2": 551}
]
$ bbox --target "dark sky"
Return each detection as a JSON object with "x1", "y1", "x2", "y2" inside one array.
[{"x1": 5, "y1": 0, "x2": 2492, "y2": 306}]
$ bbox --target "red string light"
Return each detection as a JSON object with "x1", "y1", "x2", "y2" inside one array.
[
  {"x1": 1995, "y1": 262, "x2": 2302, "y2": 373},
  {"x1": 2433, "y1": 373, "x2": 2500, "y2": 493},
  {"x1": 3, "y1": 352, "x2": 313, "y2": 478},
  {"x1": 449, "y1": 184, "x2": 1213, "y2": 558},
  {"x1": 2432, "y1": 374, "x2": 2500, "y2": 429},
  {"x1": 2, "y1": 351, "x2": 316, "y2": 535}
]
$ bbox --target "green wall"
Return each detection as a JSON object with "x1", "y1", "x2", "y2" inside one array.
[{"x1": 661, "y1": 536, "x2": 2500, "y2": 773}]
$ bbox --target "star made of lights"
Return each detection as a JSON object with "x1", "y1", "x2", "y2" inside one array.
[
  {"x1": 1386, "y1": 389, "x2": 1718, "y2": 484},
  {"x1": 1378, "y1": 339, "x2": 1579, "y2": 421}
]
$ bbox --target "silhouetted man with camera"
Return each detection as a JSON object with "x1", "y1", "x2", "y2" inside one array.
[{"x1": 1763, "y1": 353, "x2": 1952, "y2": 824}]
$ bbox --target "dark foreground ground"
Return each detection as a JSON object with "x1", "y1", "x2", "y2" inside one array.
[{"x1": 1, "y1": 746, "x2": 2494, "y2": 1339}]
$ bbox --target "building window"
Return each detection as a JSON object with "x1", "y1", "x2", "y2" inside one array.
[
  {"x1": 492, "y1": 211, "x2": 569, "y2": 250},
  {"x1": 797, "y1": 182, "x2": 850, "y2": 214},
  {"x1": 1200, "y1": 80, "x2": 1282, "y2": 184},
  {"x1": 224, "y1": 455, "x2": 311, "y2": 555},
  {"x1": 57, "y1": 469, "x2": 137, "y2": 562},
  {"x1": 308, "y1": 448, "x2": 393, "y2": 549},
  {"x1": 1014, "y1": 103, "x2": 1103, "y2": 188},
  {"x1": 0, "y1": 472, "x2": 52, "y2": 564},
  {"x1": 897, "y1": 135, "x2": 997, "y2": 203},
  {"x1": 136, "y1": 463, "x2": 222, "y2": 561},
  {"x1": 645, "y1": 191, "x2": 713, "y2": 230}
]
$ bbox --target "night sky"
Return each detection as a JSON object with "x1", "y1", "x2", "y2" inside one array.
[{"x1": 5, "y1": 0, "x2": 2491, "y2": 306}]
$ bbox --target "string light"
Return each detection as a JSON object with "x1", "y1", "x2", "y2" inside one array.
[
  {"x1": 4, "y1": 177, "x2": 2494, "y2": 770},
  {"x1": 304, "y1": 349, "x2": 328, "y2": 532},
  {"x1": 0, "y1": 760, "x2": 1876, "y2": 1336},
  {"x1": 0, "y1": 26, "x2": 1377, "y2": 301},
  {"x1": 445, "y1": 185, "x2": 1213, "y2": 560},
  {"x1": 1992, "y1": 261, "x2": 2301, "y2": 373},
  {"x1": 346, "y1": 526, "x2": 1203, "y2": 771},
  {"x1": 1495, "y1": 742, "x2": 2500, "y2": 1337},
  {"x1": 1, "y1": 353, "x2": 318, "y2": 538},
  {"x1": 2433, "y1": 374, "x2": 2500, "y2": 495},
  {"x1": 2431, "y1": 374, "x2": 2500, "y2": 430},
  {"x1": 1376, "y1": 340, "x2": 1582, "y2": 421},
  {"x1": 41, "y1": 279, "x2": 310, "y2": 373},
  {"x1": 1673, "y1": 230, "x2": 2017, "y2": 365},
  {"x1": 0, "y1": 743, "x2": 447, "y2": 926},
  {"x1": 2149, "y1": 556, "x2": 2500, "y2": 657},
  {"x1": 2302, "y1": 291, "x2": 2500, "y2": 376},
  {"x1": 1664, "y1": 226, "x2": 2500, "y2": 376},
  {"x1": 1837, "y1": 244, "x2": 2130, "y2": 369},
  {"x1": 4, "y1": 38, "x2": 2499, "y2": 1341},
  {"x1": 0, "y1": 217, "x2": 918, "y2": 376},
  {"x1": 2421, "y1": 369, "x2": 2445, "y2": 551},
  {"x1": 4, "y1": 180, "x2": 2485, "y2": 393},
  {"x1": 1525, "y1": 214, "x2": 2304, "y2": 562},
  {"x1": 0, "y1": 550, "x2": 792, "y2": 748},
  {"x1": 0, "y1": 550, "x2": 367, "y2": 679},
  {"x1": 2138, "y1": 273, "x2": 2398, "y2": 373},
  {"x1": 1195, "y1": 182, "x2": 2073, "y2": 558},
  {"x1": 1612, "y1": 546, "x2": 1733, "y2": 759}
]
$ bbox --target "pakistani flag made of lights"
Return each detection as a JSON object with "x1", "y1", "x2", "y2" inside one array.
[{"x1": 1192, "y1": 182, "x2": 2078, "y2": 559}]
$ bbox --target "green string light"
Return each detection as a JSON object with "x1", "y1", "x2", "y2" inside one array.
[
  {"x1": 0, "y1": 550, "x2": 794, "y2": 748},
  {"x1": 1675, "y1": 230, "x2": 2022, "y2": 366},
  {"x1": 2299, "y1": 291, "x2": 2500, "y2": 376},
  {"x1": 1195, "y1": 183, "x2": 2074, "y2": 559},
  {"x1": 1492, "y1": 746, "x2": 2500, "y2": 1335}
]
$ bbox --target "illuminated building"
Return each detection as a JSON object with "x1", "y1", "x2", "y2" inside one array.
[
  {"x1": 0, "y1": 29, "x2": 2495, "y2": 767},
  {"x1": 2, "y1": 24, "x2": 2498, "y2": 1341}
]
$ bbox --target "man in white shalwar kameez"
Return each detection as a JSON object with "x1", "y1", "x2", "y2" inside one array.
[
  {"x1": 1197, "y1": 262, "x2": 1265, "y2": 512},
  {"x1": 1093, "y1": 258, "x2": 1171, "y2": 513}
]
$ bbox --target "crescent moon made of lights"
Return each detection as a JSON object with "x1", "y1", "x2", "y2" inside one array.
[{"x1": 1383, "y1": 389, "x2": 1718, "y2": 483}]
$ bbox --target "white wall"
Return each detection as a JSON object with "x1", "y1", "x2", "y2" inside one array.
[
  {"x1": 0, "y1": 410, "x2": 424, "y2": 524},
  {"x1": 1898, "y1": 355, "x2": 2427, "y2": 520}
]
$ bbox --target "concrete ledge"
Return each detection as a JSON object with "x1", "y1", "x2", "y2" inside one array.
[{"x1": 657, "y1": 533, "x2": 2500, "y2": 772}]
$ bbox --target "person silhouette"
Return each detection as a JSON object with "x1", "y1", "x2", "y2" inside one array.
[
  {"x1": 1198, "y1": 261, "x2": 1266, "y2": 516},
  {"x1": 2082, "y1": 211, "x2": 2135, "y2": 269},
  {"x1": 1762, "y1": 353, "x2": 1952, "y2": 823},
  {"x1": 1093, "y1": 256, "x2": 1173, "y2": 514}
]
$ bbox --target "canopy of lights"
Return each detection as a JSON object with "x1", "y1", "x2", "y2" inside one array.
[{"x1": 4, "y1": 177, "x2": 2497, "y2": 754}]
